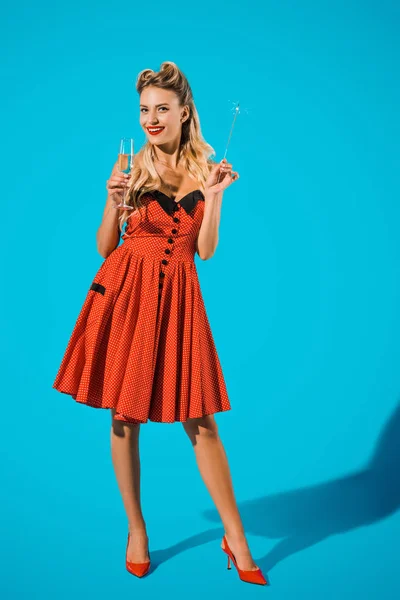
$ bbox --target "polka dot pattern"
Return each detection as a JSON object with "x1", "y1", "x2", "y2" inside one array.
[{"x1": 52, "y1": 190, "x2": 232, "y2": 423}]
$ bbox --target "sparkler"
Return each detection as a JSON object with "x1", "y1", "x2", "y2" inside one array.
[{"x1": 217, "y1": 100, "x2": 249, "y2": 184}]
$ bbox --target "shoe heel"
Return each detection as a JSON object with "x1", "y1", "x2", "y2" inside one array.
[{"x1": 221, "y1": 534, "x2": 268, "y2": 586}]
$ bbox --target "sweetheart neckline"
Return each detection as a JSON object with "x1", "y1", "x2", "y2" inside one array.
[{"x1": 150, "y1": 189, "x2": 204, "y2": 204}]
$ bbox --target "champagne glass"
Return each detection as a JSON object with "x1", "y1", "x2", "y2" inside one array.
[{"x1": 115, "y1": 137, "x2": 134, "y2": 210}]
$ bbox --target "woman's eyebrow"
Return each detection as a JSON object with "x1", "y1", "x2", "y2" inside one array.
[{"x1": 140, "y1": 103, "x2": 170, "y2": 107}]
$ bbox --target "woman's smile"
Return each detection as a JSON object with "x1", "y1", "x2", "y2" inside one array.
[{"x1": 147, "y1": 126, "x2": 165, "y2": 135}]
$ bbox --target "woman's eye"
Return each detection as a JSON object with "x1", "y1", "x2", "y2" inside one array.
[{"x1": 140, "y1": 107, "x2": 168, "y2": 113}]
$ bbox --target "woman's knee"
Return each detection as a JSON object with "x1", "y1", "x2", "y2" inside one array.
[
  {"x1": 111, "y1": 408, "x2": 141, "y2": 437},
  {"x1": 182, "y1": 414, "x2": 219, "y2": 441}
]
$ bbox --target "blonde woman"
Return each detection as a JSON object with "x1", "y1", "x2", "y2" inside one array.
[{"x1": 52, "y1": 62, "x2": 267, "y2": 586}]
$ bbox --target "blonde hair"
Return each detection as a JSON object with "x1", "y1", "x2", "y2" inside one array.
[{"x1": 118, "y1": 61, "x2": 216, "y2": 233}]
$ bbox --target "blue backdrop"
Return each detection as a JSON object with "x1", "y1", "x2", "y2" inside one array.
[{"x1": 1, "y1": 1, "x2": 399, "y2": 598}]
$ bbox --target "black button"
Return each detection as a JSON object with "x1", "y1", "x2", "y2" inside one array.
[
  {"x1": 160, "y1": 271, "x2": 165, "y2": 278},
  {"x1": 165, "y1": 249, "x2": 171, "y2": 254},
  {"x1": 162, "y1": 259, "x2": 168, "y2": 265},
  {"x1": 172, "y1": 228, "x2": 177, "y2": 234},
  {"x1": 173, "y1": 217, "x2": 179, "y2": 223},
  {"x1": 167, "y1": 238, "x2": 173, "y2": 244}
]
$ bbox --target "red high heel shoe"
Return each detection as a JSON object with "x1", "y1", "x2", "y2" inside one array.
[
  {"x1": 221, "y1": 535, "x2": 269, "y2": 585},
  {"x1": 125, "y1": 532, "x2": 151, "y2": 578}
]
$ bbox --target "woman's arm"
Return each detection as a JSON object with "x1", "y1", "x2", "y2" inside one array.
[
  {"x1": 196, "y1": 191, "x2": 223, "y2": 260},
  {"x1": 96, "y1": 161, "x2": 122, "y2": 258}
]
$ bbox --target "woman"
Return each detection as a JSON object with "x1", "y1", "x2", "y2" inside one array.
[{"x1": 52, "y1": 61, "x2": 267, "y2": 586}]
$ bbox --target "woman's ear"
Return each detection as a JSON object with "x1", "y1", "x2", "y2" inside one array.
[{"x1": 181, "y1": 106, "x2": 190, "y2": 123}]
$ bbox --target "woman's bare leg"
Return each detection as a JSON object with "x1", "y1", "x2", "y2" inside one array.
[
  {"x1": 110, "y1": 409, "x2": 149, "y2": 562},
  {"x1": 182, "y1": 414, "x2": 258, "y2": 571}
]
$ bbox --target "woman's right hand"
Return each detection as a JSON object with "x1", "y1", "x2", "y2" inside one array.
[{"x1": 106, "y1": 161, "x2": 131, "y2": 205}]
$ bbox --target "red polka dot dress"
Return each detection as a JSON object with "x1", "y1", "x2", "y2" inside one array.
[{"x1": 52, "y1": 189, "x2": 232, "y2": 424}]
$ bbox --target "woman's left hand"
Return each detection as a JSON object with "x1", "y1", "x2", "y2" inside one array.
[{"x1": 204, "y1": 159, "x2": 240, "y2": 195}]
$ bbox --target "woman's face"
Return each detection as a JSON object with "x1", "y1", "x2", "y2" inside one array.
[{"x1": 139, "y1": 86, "x2": 188, "y2": 145}]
